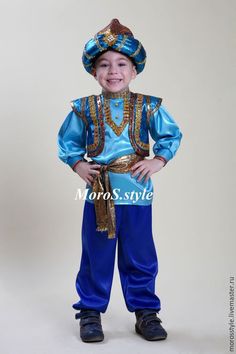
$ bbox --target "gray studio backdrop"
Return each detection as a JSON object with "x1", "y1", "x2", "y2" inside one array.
[{"x1": 1, "y1": 0, "x2": 235, "y2": 353}]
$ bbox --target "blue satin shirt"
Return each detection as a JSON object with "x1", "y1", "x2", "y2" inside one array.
[{"x1": 58, "y1": 95, "x2": 182, "y2": 205}]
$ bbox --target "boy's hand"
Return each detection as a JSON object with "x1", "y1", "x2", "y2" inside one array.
[
  {"x1": 74, "y1": 161, "x2": 100, "y2": 186},
  {"x1": 130, "y1": 158, "x2": 165, "y2": 183}
]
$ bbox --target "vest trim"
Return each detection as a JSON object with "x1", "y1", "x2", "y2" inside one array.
[{"x1": 72, "y1": 93, "x2": 162, "y2": 158}]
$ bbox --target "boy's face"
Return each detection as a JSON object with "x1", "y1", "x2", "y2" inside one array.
[{"x1": 93, "y1": 50, "x2": 137, "y2": 94}]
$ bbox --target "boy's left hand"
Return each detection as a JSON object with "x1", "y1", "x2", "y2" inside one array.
[{"x1": 130, "y1": 158, "x2": 165, "y2": 183}]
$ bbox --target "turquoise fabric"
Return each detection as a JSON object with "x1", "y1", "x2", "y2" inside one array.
[
  {"x1": 82, "y1": 34, "x2": 146, "y2": 75},
  {"x1": 58, "y1": 96, "x2": 182, "y2": 205}
]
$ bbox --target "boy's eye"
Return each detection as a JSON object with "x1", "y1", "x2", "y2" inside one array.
[
  {"x1": 119, "y1": 63, "x2": 126, "y2": 66},
  {"x1": 99, "y1": 63, "x2": 108, "y2": 67}
]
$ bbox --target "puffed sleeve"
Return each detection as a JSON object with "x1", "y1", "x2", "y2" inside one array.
[
  {"x1": 58, "y1": 110, "x2": 87, "y2": 170},
  {"x1": 149, "y1": 104, "x2": 182, "y2": 163}
]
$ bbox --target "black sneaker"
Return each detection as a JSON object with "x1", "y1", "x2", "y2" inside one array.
[
  {"x1": 75, "y1": 309, "x2": 104, "y2": 343},
  {"x1": 135, "y1": 309, "x2": 167, "y2": 341}
]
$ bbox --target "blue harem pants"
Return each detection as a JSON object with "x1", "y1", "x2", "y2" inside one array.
[{"x1": 72, "y1": 201, "x2": 161, "y2": 313}]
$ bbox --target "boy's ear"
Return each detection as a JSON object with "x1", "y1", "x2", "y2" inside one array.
[
  {"x1": 132, "y1": 65, "x2": 137, "y2": 79},
  {"x1": 91, "y1": 67, "x2": 97, "y2": 78}
]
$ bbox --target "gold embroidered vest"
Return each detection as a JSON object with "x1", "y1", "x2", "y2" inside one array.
[{"x1": 70, "y1": 92, "x2": 162, "y2": 157}]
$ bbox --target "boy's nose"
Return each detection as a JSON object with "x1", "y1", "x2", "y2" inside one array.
[{"x1": 108, "y1": 65, "x2": 118, "y2": 74}]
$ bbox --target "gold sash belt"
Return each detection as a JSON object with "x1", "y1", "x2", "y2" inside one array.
[{"x1": 91, "y1": 154, "x2": 144, "y2": 239}]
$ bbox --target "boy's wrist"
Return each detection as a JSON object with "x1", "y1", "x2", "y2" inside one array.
[
  {"x1": 72, "y1": 158, "x2": 87, "y2": 172},
  {"x1": 72, "y1": 160, "x2": 82, "y2": 172},
  {"x1": 153, "y1": 155, "x2": 167, "y2": 166}
]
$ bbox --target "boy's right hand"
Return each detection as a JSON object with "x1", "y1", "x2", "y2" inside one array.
[{"x1": 74, "y1": 161, "x2": 101, "y2": 186}]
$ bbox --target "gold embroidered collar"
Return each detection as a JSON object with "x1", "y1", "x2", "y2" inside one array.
[
  {"x1": 103, "y1": 95, "x2": 130, "y2": 136},
  {"x1": 102, "y1": 89, "x2": 130, "y2": 99}
]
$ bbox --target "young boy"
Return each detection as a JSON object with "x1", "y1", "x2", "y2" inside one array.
[{"x1": 58, "y1": 19, "x2": 182, "y2": 343}]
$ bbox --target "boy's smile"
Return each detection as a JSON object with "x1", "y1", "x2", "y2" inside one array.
[{"x1": 93, "y1": 50, "x2": 137, "y2": 94}]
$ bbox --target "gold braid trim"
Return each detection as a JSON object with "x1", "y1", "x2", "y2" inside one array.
[
  {"x1": 102, "y1": 89, "x2": 130, "y2": 99},
  {"x1": 70, "y1": 98, "x2": 88, "y2": 127},
  {"x1": 135, "y1": 58, "x2": 146, "y2": 65},
  {"x1": 92, "y1": 154, "x2": 144, "y2": 238},
  {"x1": 150, "y1": 98, "x2": 162, "y2": 115},
  {"x1": 146, "y1": 96, "x2": 163, "y2": 125},
  {"x1": 83, "y1": 51, "x2": 95, "y2": 60},
  {"x1": 104, "y1": 96, "x2": 130, "y2": 136},
  {"x1": 87, "y1": 95, "x2": 105, "y2": 157},
  {"x1": 130, "y1": 42, "x2": 142, "y2": 57},
  {"x1": 115, "y1": 35, "x2": 128, "y2": 51},
  {"x1": 83, "y1": 62, "x2": 93, "y2": 68},
  {"x1": 96, "y1": 95, "x2": 105, "y2": 155},
  {"x1": 134, "y1": 94, "x2": 149, "y2": 150},
  {"x1": 87, "y1": 96, "x2": 99, "y2": 152},
  {"x1": 95, "y1": 38, "x2": 105, "y2": 52},
  {"x1": 146, "y1": 95, "x2": 151, "y2": 125}
]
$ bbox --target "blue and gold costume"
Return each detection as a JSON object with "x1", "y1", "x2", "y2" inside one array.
[
  {"x1": 59, "y1": 90, "x2": 181, "y2": 206},
  {"x1": 58, "y1": 19, "x2": 182, "y2": 313}
]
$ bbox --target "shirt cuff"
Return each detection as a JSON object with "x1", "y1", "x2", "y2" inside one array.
[
  {"x1": 154, "y1": 148, "x2": 173, "y2": 162},
  {"x1": 67, "y1": 156, "x2": 84, "y2": 170}
]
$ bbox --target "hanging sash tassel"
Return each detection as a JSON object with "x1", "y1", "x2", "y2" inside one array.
[{"x1": 92, "y1": 154, "x2": 143, "y2": 238}]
